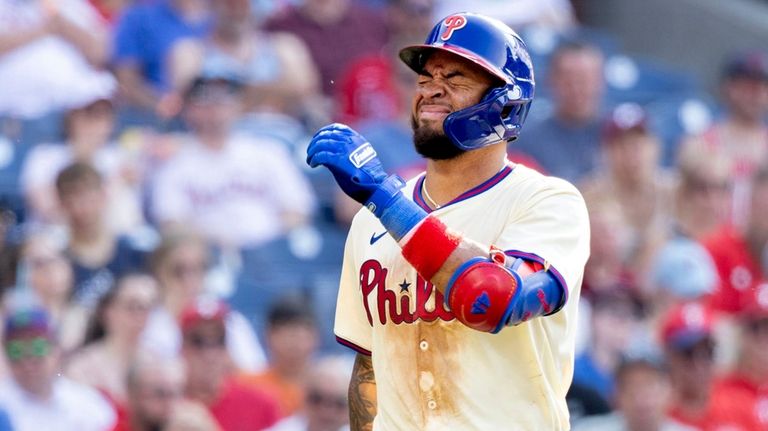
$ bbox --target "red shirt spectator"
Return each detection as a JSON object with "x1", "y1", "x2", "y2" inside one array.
[
  {"x1": 702, "y1": 225, "x2": 767, "y2": 315},
  {"x1": 181, "y1": 298, "x2": 280, "y2": 431},
  {"x1": 208, "y1": 379, "x2": 280, "y2": 431},
  {"x1": 711, "y1": 375, "x2": 768, "y2": 430}
]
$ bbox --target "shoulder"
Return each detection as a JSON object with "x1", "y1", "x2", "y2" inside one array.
[
  {"x1": 512, "y1": 164, "x2": 584, "y2": 199},
  {"x1": 55, "y1": 377, "x2": 112, "y2": 407}
]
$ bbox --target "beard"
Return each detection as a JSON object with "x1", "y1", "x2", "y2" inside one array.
[{"x1": 411, "y1": 116, "x2": 466, "y2": 161}]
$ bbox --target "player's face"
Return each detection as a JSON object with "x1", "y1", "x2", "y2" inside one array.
[{"x1": 411, "y1": 51, "x2": 496, "y2": 160}]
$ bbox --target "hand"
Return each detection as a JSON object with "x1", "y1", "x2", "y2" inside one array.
[{"x1": 306, "y1": 123, "x2": 388, "y2": 205}]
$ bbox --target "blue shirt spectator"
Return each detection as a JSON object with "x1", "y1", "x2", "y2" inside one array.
[
  {"x1": 68, "y1": 235, "x2": 148, "y2": 308},
  {"x1": 113, "y1": 0, "x2": 211, "y2": 91},
  {"x1": 512, "y1": 116, "x2": 603, "y2": 183},
  {"x1": 0, "y1": 407, "x2": 11, "y2": 431},
  {"x1": 573, "y1": 351, "x2": 615, "y2": 402}
]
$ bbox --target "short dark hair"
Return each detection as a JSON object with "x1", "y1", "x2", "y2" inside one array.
[
  {"x1": 267, "y1": 295, "x2": 317, "y2": 328},
  {"x1": 55, "y1": 162, "x2": 103, "y2": 198},
  {"x1": 550, "y1": 39, "x2": 603, "y2": 67},
  {"x1": 615, "y1": 355, "x2": 667, "y2": 388}
]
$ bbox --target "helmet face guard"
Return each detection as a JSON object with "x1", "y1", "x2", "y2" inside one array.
[{"x1": 399, "y1": 13, "x2": 535, "y2": 151}]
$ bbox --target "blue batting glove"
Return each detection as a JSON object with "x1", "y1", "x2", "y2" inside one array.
[
  {"x1": 308, "y1": 123, "x2": 427, "y2": 240},
  {"x1": 307, "y1": 123, "x2": 392, "y2": 206}
]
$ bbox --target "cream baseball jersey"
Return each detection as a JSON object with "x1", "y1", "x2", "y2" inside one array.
[{"x1": 335, "y1": 162, "x2": 590, "y2": 431}]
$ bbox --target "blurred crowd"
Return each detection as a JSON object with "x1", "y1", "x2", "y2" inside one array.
[{"x1": 0, "y1": 0, "x2": 766, "y2": 430}]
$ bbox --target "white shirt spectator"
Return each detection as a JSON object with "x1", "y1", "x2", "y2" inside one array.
[
  {"x1": 140, "y1": 306, "x2": 267, "y2": 372},
  {"x1": 151, "y1": 133, "x2": 316, "y2": 248},
  {"x1": 0, "y1": 377, "x2": 116, "y2": 431},
  {"x1": 20, "y1": 142, "x2": 144, "y2": 232},
  {"x1": 0, "y1": 0, "x2": 114, "y2": 118}
]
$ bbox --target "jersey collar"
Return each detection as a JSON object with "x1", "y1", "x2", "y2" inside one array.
[{"x1": 413, "y1": 162, "x2": 515, "y2": 212}]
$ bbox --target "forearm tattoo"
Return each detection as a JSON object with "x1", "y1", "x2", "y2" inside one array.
[{"x1": 349, "y1": 353, "x2": 377, "y2": 431}]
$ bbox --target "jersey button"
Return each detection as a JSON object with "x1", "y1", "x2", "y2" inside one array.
[
  {"x1": 419, "y1": 340, "x2": 429, "y2": 351},
  {"x1": 427, "y1": 399, "x2": 437, "y2": 410}
]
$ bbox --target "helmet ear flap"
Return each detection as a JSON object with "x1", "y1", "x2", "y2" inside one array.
[{"x1": 443, "y1": 85, "x2": 532, "y2": 151}]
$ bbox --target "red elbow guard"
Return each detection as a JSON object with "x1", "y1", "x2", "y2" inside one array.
[{"x1": 444, "y1": 258, "x2": 522, "y2": 333}]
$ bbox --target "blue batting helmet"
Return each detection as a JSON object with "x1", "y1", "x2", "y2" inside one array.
[{"x1": 399, "y1": 13, "x2": 535, "y2": 151}]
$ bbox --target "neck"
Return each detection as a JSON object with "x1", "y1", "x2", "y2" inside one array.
[
  {"x1": 24, "y1": 381, "x2": 54, "y2": 401},
  {"x1": 673, "y1": 381, "x2": 710, "y2": 411},
  {"x1": 186, "y1": 378, "x2": 222, "y2": 405},
  {"x1": 737, "y1": 354, "x2": 768, "y2": 385},
  {"x1": 273, "y1": 359, "x2": 308, "y2": 381},
  {"x1": 197, "y1": 133, "x2": 229, "y2": 150},
  {"x1": 105, "y1": 334, "x2": 138, "y2": 359},
  {"x1": 423, "y1": 145, "x2": 507, "y2": 207},
  {"x1": 70, "y1": 223, "x2": 106, "y2": 243},
  {"x1": 173, "y1": 0, "x2": 207, "y2": 22},
  {"x1": 164, "y1": 293, "x2": 189, "y2": 317}
]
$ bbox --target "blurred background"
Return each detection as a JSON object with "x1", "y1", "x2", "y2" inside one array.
[{"x1": 0, "y1": 0, "x2": 766, "y2": 430}]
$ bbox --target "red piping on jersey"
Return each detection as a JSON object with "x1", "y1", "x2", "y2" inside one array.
[
  {"x1": 504, "y1": 249, "x2": 569, "y2": 314},
  {"x1": 413, "y1": 163, "x2": 515, "y2": 212},
  {"x1": 335, "y1": 336, "x2": 372, "y2": 356}
]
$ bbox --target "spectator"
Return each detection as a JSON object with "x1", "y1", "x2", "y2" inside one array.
[
  {"x1": 265, "y1": 0, "x2": 389, "y2": 97},
  {"x1": 150, "y1": 72, "x2": 316, "y2": 249},
  {"x1": 164, "y1": 399, "x2": 222, "y2": 431},
  {"x1": 55, "y1": 163, "x2": 148, "y2": 309},
  {"x1": 112, "y1": 354, "x2": 187, "y2": 431},
  {"x1": 580, "y1": 103, "x2": 677, "y2": 292},
  {"x1": 180, "y1": 298, "x2": 280, "y2": 431},
  {"x1": 661, "y1": 302, "x2": 751, "y2": 429},
  {"x1": 0, "y1": 307, "x2": 116, "y2": 431},
  {"x1": 582, "y1": 200, "x2": 634, "y2": 295},
  {"x1": 572, "y1": 356, "x2": 678, "y2": 431},
  {"x1": 513, "y1": 40, "x2": 606, "y2": 183},
  {"x1": 6, "y1": 229, "x2": 87, "y2": 351},
  {"x1": 269, "y1": 355, "x2": 353, "y2": 431},
  {"x1": 711, "y1": 300, "x2": 768, "y2": 429},
  {"x1": 239, "y1": 296, "x2": 320, "y2": 418},
  {"x1": 0, "y1": 0, "x2": 112, "y2": 124},
  {"x1": 112, "y1": 0, "x2": 212, "y2": 120},
  {"x1": 170, "y1": 0, "x2": 320, "y2": 119},
  {"x1": 673, "y1": 147, "x2": 732, "y2": 240},
  {"x1": 646, "y1": 238, "x2": 718, "y2": 342},
  {"x1": 678, "y1": 51, "x2": 768, "y2": 228},
  {"x1": 65, "y1": 272, "x2": 158, "y2": 405},
  {"x1": 141, "y1": 228, "x2": 267, "y2": 372},
  {"x1": 21, "y1": 92, "x2": 145, "y2": 232},
  {"x1": 573, "y1": 288, "x2": 642, "y2": 402},
  {"x1": 702, "y1": 167, "x2": 768, "y2": 315}
]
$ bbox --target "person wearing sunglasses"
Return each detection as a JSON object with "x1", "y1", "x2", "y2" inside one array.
[
  {"x1": 180, "y1": 298, "x2": 280, "y2": 431},
  {"x1": 269, "y1": 355, "x2": 353, "y2": 431},
  {"x1": 0, "y1": 307, "x2": 116, "y2": 431}
]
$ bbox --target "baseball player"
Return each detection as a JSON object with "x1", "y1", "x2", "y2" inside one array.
[{"x1": 306, "y1": 13, "x2": 590, "y2": 431}]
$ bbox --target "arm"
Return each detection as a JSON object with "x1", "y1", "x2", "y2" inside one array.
[
  {"x1": 50, "y1": 12, "x2": 108, "y2": 66},
  {"x1": 115, "y1": 64, "x2": 160, "y2": 110},
  {"x1": 349, "y1": 353, "x2": 377, "y2": 431},
  {"x1": 307, "y1": 124, "x2": 568, "y2": 333},
  {"x1": 0, "y1": 25, "x2": 49, "y2": 56}
]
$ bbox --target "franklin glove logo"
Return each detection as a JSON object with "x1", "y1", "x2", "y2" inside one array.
[
  {"x1": 471, "y1": 292, "x2": 491, "y2": 315},
  {"x1": 349, "y1": 143, "x2": 377, "y2": 168}
]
